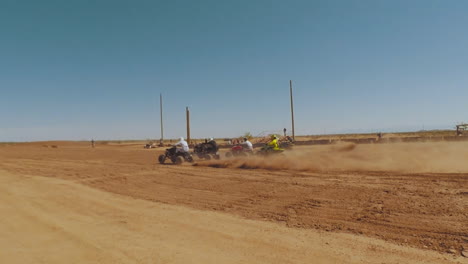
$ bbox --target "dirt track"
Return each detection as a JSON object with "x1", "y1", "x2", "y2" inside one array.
[{"x1": 0, "y1": 141, "x2": 467, "y2": 263}]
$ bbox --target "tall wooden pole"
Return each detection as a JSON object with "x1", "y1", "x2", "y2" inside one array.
[
  {"x1": 290, "y1": 80, "x2": 295, "y2": 141},
  {"x1": 186, "y1": 107, "x2": 191, "y2": 144},
  {"x1": 160, "y1": 94, "x2": 164, "y2": 145}
]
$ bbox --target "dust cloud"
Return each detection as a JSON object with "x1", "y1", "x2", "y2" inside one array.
[{"x1": 195, "y1": 141, "x2": 468, "y2": 173}]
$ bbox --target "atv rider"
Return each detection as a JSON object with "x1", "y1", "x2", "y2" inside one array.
[
  {"x1": 242, "y1": 137, "x2": 253, "y2": 152},
  {"x1": 267, "y1": 135, "x2": 283, "y2": 151},
  {"x1": 207, "y1": 138, "x2": 219, "y2": 153},
  {"x1": 175, "y1": 137, "x2": 189, "y2": 154}
]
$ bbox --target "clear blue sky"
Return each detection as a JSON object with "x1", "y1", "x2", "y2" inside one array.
[{"x1": 1, "y1": 0, "x2": 467, "y2": 141}]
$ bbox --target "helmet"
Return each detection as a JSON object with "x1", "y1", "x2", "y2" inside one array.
[
  {"x1": 209, "y1": 138, "x2": 213, "y2": 141},
  {"x1": 180, "y1": 137, "x2": 184, "y2": 141},
  {"x1": 243, "y1": 137, "x2": 248, "y2": 141},
  {"x1": 270, "y1": 134, "x2": 277, "y2": 139}
]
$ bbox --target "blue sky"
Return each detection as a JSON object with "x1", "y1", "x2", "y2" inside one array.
[{"x1": 1, "y1": 0, "x2": 467, "y2": 141}]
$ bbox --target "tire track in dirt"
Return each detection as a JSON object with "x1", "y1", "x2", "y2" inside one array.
[
  {"x1": 0, "y1": 143, "x2": 467, "y2": 257},
  {"x1": 3, "y1": 169, "x2": 462, "y2": 264}
]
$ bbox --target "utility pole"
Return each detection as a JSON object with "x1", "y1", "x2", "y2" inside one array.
[
  {"x1": 186, "y1": 107, "x2": 191, "y2": 144},
  {"x1": 160, "y1": 94, "x2": 164, "y2": 146},
  {"x1": 290, "y1": 80, "x2": 295, "y2": 141}
]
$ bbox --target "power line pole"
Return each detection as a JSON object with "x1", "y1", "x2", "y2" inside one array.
[
  {"x1": 290, "y1": 80, "x2": 295, "y2": 141},
  {"x1": 186, "y1": 107, "x2": 191, "y2": 144},
  {"x1": 160, "y1": 94, "x2": 164, "y2": 146}
]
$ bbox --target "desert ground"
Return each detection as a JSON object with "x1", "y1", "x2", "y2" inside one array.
[{"x1": 0, "y1": 139, "x2": 467, "y2": 263}]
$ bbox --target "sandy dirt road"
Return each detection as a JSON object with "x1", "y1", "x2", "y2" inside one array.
[
  {"x1": 0, "y1": 169, "x2": 461, "y2": 264},
  {"x1": 0, "y1": 141, "x2": 467, "y2": 263}
]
